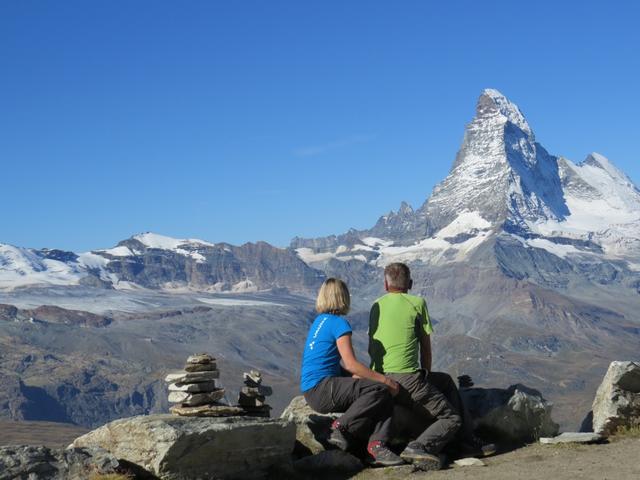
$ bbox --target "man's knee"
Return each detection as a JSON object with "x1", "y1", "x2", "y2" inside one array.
[{"x1": 448, "y1": 412, "x2": 463, "y2": 432}]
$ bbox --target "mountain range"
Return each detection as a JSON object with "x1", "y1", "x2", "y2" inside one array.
[{"x1": 1, "y1": 89, "x2": 639, "y2": 430}]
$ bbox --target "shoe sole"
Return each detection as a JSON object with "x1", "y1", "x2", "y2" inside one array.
[
  {"x1": 400, "y1": 452, "x2": 441, "y2": 470},
  {"x1": 366, "y1": 457, "x2": 405, "y2": 468},
  {"x1": 481, "y1": 446, "x2": 497, "y2": 457}
]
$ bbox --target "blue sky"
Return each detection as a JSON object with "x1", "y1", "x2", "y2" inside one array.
[{"x1": 1, "y1": 1, "x2": 639, "y2": 251}]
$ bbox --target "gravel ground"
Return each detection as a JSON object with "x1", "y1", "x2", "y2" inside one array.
[{"x1": 354, "y1": 437, "x2": 640, "y2": 480}]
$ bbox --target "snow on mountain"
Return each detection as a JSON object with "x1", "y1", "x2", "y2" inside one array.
[
  {"x1": 132, "y1": 232, "x2": 215, "y2": 250},
  {"x1": 97, "y1": 233, "x2": 216, "y2": 263},
  {"x1": 293, "y1": 89, "x2": 640, "y2": 271}
]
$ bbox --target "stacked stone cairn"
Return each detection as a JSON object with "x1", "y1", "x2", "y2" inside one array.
[
  {"x1": 166, "y1": 353, "x2": 243, "y2": 417},
  {"x1": 237, "y1": 370, "x2": 273, "y2": 417}
]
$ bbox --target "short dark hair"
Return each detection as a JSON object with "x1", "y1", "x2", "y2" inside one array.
[{"x1": 384, "y1": 263, "x2": 411, "y2": 290}]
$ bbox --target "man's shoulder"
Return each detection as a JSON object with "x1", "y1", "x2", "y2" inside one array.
[
  {"x1": 376, "y1": 292, "x2": 426, "y2": 306},
  {"x1": 404, "y1": 293, "x2": 427, "y2": 306}
]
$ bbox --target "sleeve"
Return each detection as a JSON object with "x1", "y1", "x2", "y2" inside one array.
[
  {"x1": 368, "y1": 302, "x2": 384, "y2": 372},
  {"x1": 421, "y1": 299, "x2": 433, "y2": 335},
  {"x1": 332, "y1": 316, "x2": 352, "y2": 340}
]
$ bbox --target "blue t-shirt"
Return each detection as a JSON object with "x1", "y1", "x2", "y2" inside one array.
[{"x1": 300, "y1": 313, "x2": 352, "y2": 392}]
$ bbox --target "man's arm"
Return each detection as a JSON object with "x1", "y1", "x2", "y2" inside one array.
[
  {"x1": 368, "y1": 302, "x2": 383, "y2": 372},
  {"x1": 419, "y1": 329, "x2": 432, "y2": 373}
]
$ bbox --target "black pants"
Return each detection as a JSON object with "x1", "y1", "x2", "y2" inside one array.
[
  {"x1": 389, "y1": 371, "x2": 462, "y2": 453},
  {"x1": 304, "y1": 376, "x2": 393, "y2": 443}
]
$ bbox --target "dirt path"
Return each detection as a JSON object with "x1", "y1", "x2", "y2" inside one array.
[{"x1": 355, "y1": 438, "x2": 640, "y2": 480}]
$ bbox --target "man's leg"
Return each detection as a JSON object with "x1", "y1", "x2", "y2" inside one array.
[
  {"x1": 427, "y1": 371, "x2": 475, "y2": 440},
  {"x1": 427, "y1": 372, "x2": 496, "y2": 457},
  {"x1": 388, "y1": 372, "x2": 462, "y2": 454}
]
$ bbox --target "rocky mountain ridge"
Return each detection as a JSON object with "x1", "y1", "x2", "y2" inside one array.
[{"x1": 0, "y1": 232, "x2": 324, "y2": 294}]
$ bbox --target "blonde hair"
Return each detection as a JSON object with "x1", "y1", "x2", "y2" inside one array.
[{"x1": 315, "y1": 278, "x2": 350, "y2": 315}]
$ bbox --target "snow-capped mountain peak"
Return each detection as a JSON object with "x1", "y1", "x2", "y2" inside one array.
[
  {"x1": 291, "y1": 89, "x2": 640, "y2": 273},
  {"x1": 479, "y1": 88, "x2": 532, "y2": 137},
  {"x1": 132, "y1": 232, "x2": 215, "y2": 250}
]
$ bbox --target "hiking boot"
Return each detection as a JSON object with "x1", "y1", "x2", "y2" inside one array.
[
  {"x1": 459, "y1": 436, "x2": 497, "y2": 458},
  {"x1": 327, "y1": 420, "x2": 350, "y2": 451},
  {"x1": 367, "y1": 441, "x2": 405, "y2": 467},
  {"x1": 400, "y1": 442, "x2": 442, "y2": 470}
]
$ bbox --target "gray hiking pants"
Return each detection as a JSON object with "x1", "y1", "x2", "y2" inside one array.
[
  {"x1": 304, "y1": 376, "x2": 394, "y2": 444},
  {"x1": 388, "y1": 370, "x2": 462, "y2": 453}
]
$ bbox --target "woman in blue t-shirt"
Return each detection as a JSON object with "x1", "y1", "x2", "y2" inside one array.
[{"x1": 300, "y1": 278, "x2": 403, "y2": 466}]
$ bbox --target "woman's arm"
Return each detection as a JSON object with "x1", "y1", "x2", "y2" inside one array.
[{"x1": 336, "y1": 334, "x2": 399, "y2": 396}]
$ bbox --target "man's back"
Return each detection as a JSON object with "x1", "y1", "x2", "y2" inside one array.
[{"x1": 369, "y1": 292, "x2": 432, "y2": 374}]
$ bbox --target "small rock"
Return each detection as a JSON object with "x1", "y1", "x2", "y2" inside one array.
[
  {"x1": 168, "y1": 390, "x2": 226, "y2": 405},
  {"x1": 244, "y1": 371, "x2": 262, "y2": 386},
  {"x1": 242, "y1": 385, "x2": 273, "y2": 396},
  {"x1": 539, "y1": 432, "x2": 605, "y2": 444},
  {"x1": 168, "y1": 381, "x2": 218, "y2": 393},
  {"x1": 165, "y1": 371, "x2": 220, "y2": 383},
  {"x1": 186, "y1": 353, "x2": 215, "y2": 364},
  {"x1": 454, "y1": 457, "x2": 486, "y2": 467}
]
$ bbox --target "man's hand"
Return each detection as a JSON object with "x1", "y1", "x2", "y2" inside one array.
[{"x1": 384, "y1": 377, "x2": 400, "y2": 397}]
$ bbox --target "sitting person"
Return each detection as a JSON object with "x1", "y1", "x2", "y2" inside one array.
[
  {"x1": 369, "y1": 263, "x2": 462, "y2": 468},
  {"x1": 300, "y1": 277, "x2": 404, "y2": 467}
]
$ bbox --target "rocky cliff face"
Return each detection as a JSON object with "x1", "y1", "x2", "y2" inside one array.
[{"x1": 0, "y1": 233, "x2": 324, "y2": 295}]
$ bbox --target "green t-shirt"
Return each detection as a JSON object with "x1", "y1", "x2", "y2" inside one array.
[{"x1": 368, "y1": 292, "x2": 433, "y2": 374}]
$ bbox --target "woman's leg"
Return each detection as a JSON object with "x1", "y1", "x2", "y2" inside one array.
[{"x1": 304, "y1": 376, "x2": 393, "y2": 442}]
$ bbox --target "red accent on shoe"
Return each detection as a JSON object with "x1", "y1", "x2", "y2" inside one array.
[{"x1": 367, "y1": 440, "x2": 383, "y2": 456}]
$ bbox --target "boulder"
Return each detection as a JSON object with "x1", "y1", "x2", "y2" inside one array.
[
  {"x1": 0, "y1": 445, "x2": 121, "y2": 480},
  {"x1": 592, "y1": 361, "x2": 640, "y2": 436},
  {"x1": 460, "y1": 384, "x2": 559, "y2": 443},
  {"x1": 280, "y1": 396, "x2": 429, "y2": 457},
  {"x1": 280, "y1": 395, "x2": 339, "y2": 456},
  {"x1": 71, "y1": 413, "x2": 295, "y2": 480}
]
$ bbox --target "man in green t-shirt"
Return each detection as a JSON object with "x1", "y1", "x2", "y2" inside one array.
[{"x1": 369, "y1": 262, "x2": 462, "y2": 467}]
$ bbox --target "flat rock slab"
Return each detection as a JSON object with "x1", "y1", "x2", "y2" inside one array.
[
  {"x1": 168, "y1": 390, "x2": 225, "y2": 405},
  {"x1": 170, "y1": 404, "x2": 245, "y2": 417},
  {"x1": 454, "y1": 457, "x2": 486, "y2": 467},
  {"x1": 540, "y1": 432, "x2": 605, "y2": 444},
  {"x1": 71, "y1": 414, "x2": 295, "y2": 480},
  {"x1": 168, "y1": 381, "x2": 218, "y2": 393},
  {"x1": 165, "y1": 371, "x2": 220, "y2": 383},
  {"x1": 185, "y1": 363, "x2": 217, "y2": 372}
]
